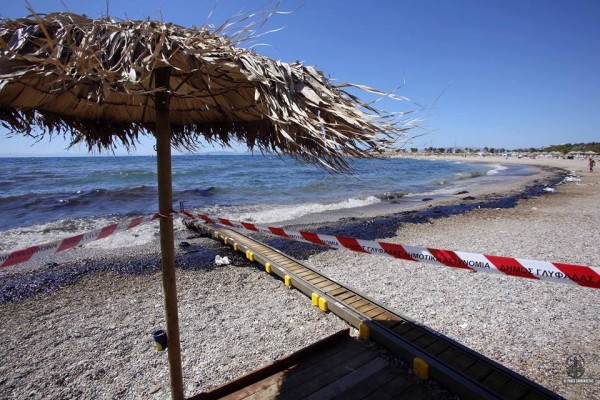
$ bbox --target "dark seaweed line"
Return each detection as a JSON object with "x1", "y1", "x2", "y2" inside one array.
[{"x1": 0, "y1": 173, "x2": 566, "y2": 304}]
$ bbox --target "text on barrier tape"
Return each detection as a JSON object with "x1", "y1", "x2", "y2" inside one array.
[
  {"x1": 187, "y1": 212, "x2": 600, "y2": 289},
  {"x1": 2, "y1": 210, "x2": 598, "y2": 289},
  {"x1": 0, "y1": 214, "x2": 160, "y2": 269}
]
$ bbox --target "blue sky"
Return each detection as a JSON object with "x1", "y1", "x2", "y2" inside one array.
[{"x1": 1, "y1": 0, "x2": 598, "y2": 156}]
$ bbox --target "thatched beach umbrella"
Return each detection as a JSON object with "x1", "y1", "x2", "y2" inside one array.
[{"x1": 0, "y1": 11, "x2": 412, "y2": 399}]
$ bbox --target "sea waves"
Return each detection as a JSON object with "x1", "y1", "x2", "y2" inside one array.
[{"x1": 0, "y1": 155, "x2": 515, "y2": 253}]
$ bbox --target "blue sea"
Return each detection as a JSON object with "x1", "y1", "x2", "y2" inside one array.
[{"x1": 0, "y1": 154, "x2": 532, "y2": 252}]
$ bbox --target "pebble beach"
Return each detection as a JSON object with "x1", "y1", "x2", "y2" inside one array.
[{"x1": 0, "y1": 156, "x2": 598, "y2": 399}]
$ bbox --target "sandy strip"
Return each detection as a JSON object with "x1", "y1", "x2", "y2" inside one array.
[{"x1": 0, "y1": 156, "x2": 598, "y2": 399}]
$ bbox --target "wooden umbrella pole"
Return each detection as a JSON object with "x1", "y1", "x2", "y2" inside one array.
[{"x1": 154, "y1": 67, "x2": 184, "y2": 400}]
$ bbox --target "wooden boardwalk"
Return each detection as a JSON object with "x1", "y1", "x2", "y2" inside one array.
[
  {"x1": 190, "y1": 330, "x2": 433, "y2": 400},
  {"x1": 186, "y1": 221, "x2": 563, "y2": 400}
]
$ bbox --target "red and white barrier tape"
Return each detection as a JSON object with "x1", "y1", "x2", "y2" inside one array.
[
  {"x1": 2, "y1": 209, "x2": 598, "y2": 289},
  {"x1": 0, "y1": 214, "x2": 160, "y2": 269},
  {"x1": 187, "y1": 212, "x2": 600, "y2": 289}
]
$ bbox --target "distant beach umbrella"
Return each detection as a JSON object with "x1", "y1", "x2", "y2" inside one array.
[{"x1": 0, "y1": 11, "x2": 413, "y2": 399}]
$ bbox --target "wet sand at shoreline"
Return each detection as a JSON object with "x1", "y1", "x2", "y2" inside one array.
[{"x1": 0, "y1": 155, "x2": 598, "y2": 399}]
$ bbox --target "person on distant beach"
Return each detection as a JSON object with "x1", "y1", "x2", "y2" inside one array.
[{"x1": 589, "y1": 157, "x2": 596, "y2": 172}]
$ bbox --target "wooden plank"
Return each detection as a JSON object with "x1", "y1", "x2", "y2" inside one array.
[
  {"x1": 329, "y1": 365, "x2": 402, "y2": 400},
  {"x1": 256, "y1": 247, "x2": 276, "y2": 255},
  {"x1": 295, "y1": 269, "x2": 317, "y2": 277},
  {"x1": 275, "y1": 263, "x2": 299, "y2": 272},
  {"x1": 305, "y1": 276, "x2": 329, "y2": 286},
  {"x1": 377, "y1": 312, "x2": 401, "y2": 321},
  {"x1": 194, "y1": 330, "x2": 352, "y2": 400},
  {"x1": 356, "y1": 303, "x2": 379, "y2": 314},
  {"x1": 394, "y1": 383, "x2": 434, "y2": 400},
  {"x1": 327, "y1": 287, "x2": 347, "y2": 296},
  {"x1": 217, "y1": 341, "x2": 357, "y2": 400},
  {"x1": 245, "y1": 343, "x2": 373, "y2": 400},
  {"x1": 306, "y1": 276, "x2": 329, "y2": 285},
  {"x1": 437, "y1": 346, "x2": 464, "y2": 364},
  {"x1": 267, "y1": 254, "x2": 289, "y2": 262},
  {"x1": 273, "y1": 349, "x2": 380, "y2": 400},
  {"x1": 290, "y1": 266, "x2": 311, "y2": 274},
  {"x1": 279, "y1": 260, "x2": 302, "y2": 269},
  {"x1": 281, "y1": 264, "x2": 304, "y2": 271},
  {"x1": 464, "y1": 361, "x2": 494, "y2": 382},
  {"x1": 364, "y1": 308, "x2": 388, "y2": 319},
  {"x1": 296, "y1": 270, "x2": 318, "y2": 279},
  {"x1": 338, "y1": 294, "x2": 362, "y2": 304},
  {"x1": 447, "y1": 352, "x2": 478, "y2": 372},
  {"x1": 422, "y1": 338, "x2": 450, "y2": 357},
  {"x1": 389, "y1": 321, "x2": 414, "y2": 335},
  {"x1": 335, "y1": 292, "x2": 358, "y2": 302},
  {"x1": 346, "y1": 298, "x2": 370, "y2": 309},
  {"x1": 279, "y1": 260, "x2": 303, "y2": 267},
  {"x1": 401, "y1": 327, "x2": 427, "y2": 342},
  {"x1": 219, "y1": 367, "x2": 296, "y2": 399},
  {"x1": 495, "y1": 380, "x2": 532, "y2": 400},
  {"x1": 522, "y1": 390, "x2": 552, "y2": 400},
  {"x1": 318, "y1": 282, "x2": 341, "y2": 292},
  {"x1": 366, "y1": 375, "x2": 415, "y2": 400},
  {"x1": 275, "y1": 261, "x2": 304, "y2": 270},
  {"x1": 313, "y1": 280, "x2": 338, "y2": 290},
  {"x1": 255, "y1": 246, "x2": 275, "y2": 254},
  {"x1": 481, "y1": 370, "x2": 512, "y2": 393},
  {"x1": 303, "y1": 357, "x2": 388, "y2": 400},
  {"x1": 411, "y1": 332, "x2": 438, "y2": 349}
]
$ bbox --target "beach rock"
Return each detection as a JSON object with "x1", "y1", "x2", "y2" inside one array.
[
  {"x1": 149, "y1": 385, "x2": 161, "y2": 394},
  {"x1": 381, "y1": 192, "x2": 407, "y2": 200},
  {"x1": 454, "y1": 190, "x2": 469, "y2": 195}
]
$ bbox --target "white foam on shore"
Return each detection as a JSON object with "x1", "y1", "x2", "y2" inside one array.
[
  {"x1": 215, "y1": 196, "x2": 382, "y2": 225},
  {"x1": 84, "y1": 221, "x2": 163, "y2": 250},
  {"x1": 486, "y1": 164, "x2": 508, "y2": 175},
  {"x1": 0, "y1": 215, "x2": 172, "y2": 254},
  {"x1": 1, "y1": 196, "x2": 380, "y2": 254},
  {"x1": 0, "y1": 217, "x2": 117, "y2": 253}
]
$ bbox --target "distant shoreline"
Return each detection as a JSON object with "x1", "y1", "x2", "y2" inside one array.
[{"x1": 277, "y1": 154, "x2": 570, "y2": 227}]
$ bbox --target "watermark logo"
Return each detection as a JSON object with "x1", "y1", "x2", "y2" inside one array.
[{"x1": 563, "y1": 354, "x2": 596, "y2": 385}]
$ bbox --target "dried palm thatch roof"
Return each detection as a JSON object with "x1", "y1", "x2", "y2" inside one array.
[{"x1": 0, "y1": 12, "x2": 413, "y2": 170}]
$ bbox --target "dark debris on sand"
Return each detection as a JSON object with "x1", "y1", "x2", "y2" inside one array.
[
  {"x1": 0, "y1": 173, "x2": 565, "y2": 304},
  {"x1": 258, "y1": 173, "x2": 566, "y2": 260}
]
